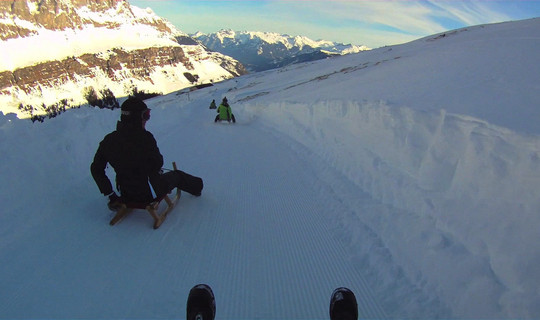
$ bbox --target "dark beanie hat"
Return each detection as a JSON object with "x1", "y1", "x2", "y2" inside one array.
[{"x1": 121, "y1": 97, "x2": 148, "y2": 122}]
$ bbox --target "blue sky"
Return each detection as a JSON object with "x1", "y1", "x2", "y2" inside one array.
[{"x1": 130, "y1": 0, "x2": 540, "y2": 48}]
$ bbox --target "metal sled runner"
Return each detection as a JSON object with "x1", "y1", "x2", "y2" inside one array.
[{"x1": 109, "y1": 162, "x2": 181, "y2": 229}]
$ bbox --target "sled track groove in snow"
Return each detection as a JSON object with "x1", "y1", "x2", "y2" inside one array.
[
  {"x1": 0, "y1": 103, "x2": 386, "y2": 319},
  {"x1": 187, "y1": 119, "x2": 388, "y2": 319}
]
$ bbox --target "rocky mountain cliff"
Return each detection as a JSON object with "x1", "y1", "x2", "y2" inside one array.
[
  {"x1": 0, "y1": 0, "x2": 246, "y2": 118},
  {"x1": 192, "y1": 30, "x2": 370, "y2": 72}
]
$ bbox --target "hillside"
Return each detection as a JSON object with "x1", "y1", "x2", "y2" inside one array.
[
  {"x1": 0, "y1": 0, "x2": 246, "y2": 118},
  {"x1": 0, "y1": 18, "x2": 539, "y2": 319}
]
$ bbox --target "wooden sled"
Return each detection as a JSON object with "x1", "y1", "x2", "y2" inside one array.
[{"x1": 110, "y1": 162, "x2": 181, "y2": 229}]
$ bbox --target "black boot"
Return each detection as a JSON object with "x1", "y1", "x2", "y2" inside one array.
[
  {"x1": 330, "y1": 287, "x2": 358, "y2": 320},
  {"x1": 187, "y1": 284, "x2": 215, "y2": 320}
]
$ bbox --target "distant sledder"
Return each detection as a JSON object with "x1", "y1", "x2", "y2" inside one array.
[
  {"x1": 214, "y1": 97, "x2": 236, "y2": 123},
  {"x1": 90, "y1": 97, "x2": 204, "y2": 229}
]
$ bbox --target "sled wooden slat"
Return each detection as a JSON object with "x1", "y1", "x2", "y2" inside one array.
[
  {"x1": 109, "y1": 162, "x2": 181, "y2": 229},
  {"x1": 109, "y1": 205, "x2": 132, "y2": 226}
]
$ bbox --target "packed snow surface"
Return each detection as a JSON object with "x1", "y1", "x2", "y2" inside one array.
[{"x1": 1, "y1": 18, "x2": 539, "y2": 319}]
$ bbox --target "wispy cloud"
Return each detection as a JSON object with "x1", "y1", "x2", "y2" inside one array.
[
  {"x1": 287, "y1": 1, "x2": 511, "y2": 34},
  {"x1": 426, "y1": 1, "x2": 511, "y2": 26},
  {"x1": 130, "y1": 0, "x2": 524, "y2": 48},
  {"x1": 301, "y1": 1, "x2": 442, "y2": 33},
  {"x1": 270, "y1": 0, "x2": 515, "y2": 46}
]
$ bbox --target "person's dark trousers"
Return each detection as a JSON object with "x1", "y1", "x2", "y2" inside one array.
[{"x1": 157, "y1": 170, "x2": 203, "y2": 197}]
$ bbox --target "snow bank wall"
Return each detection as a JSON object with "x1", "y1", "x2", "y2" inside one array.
[{"x1": 248, "y1": 100, "x2": 540, "y2": 317}]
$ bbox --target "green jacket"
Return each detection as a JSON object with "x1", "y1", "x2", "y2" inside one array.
[{"x1": 217, "y1": 103, "x2": 232, "y2": 120}]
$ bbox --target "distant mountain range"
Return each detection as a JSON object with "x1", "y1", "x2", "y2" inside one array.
[
  {"x1": 0, "y1": 0, "x2": 246, "y2": 118},
  {"x1": 192, "y1": 30, "x2": 370, "y2": 72}
]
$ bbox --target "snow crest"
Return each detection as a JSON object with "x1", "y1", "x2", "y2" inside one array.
[{"x1": 247, "y1": 100, "x2": 540, "y2": 317}]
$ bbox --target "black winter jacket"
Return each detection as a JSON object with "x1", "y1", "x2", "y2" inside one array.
[{"x1": 91, "y1": 121, "x2": 164, "y2": 202}]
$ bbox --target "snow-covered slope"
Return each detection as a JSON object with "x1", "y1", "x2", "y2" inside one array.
[
  {"x1": 0, "y1": 0, "x2": 180, "y2": 70},
  {"x1": 1, "y1": 18, "x2": 539, "y2": 319},
  {"x1": 193, "y1": 29, "x2": 370, "y2": 72},
  {"x1": 0, "y1": 0, "x2": 246, "y2": 118}
]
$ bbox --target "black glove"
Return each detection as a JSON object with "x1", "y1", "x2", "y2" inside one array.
[{"x1": 106, "y1": 192, "x2": 122, "y2": 211}]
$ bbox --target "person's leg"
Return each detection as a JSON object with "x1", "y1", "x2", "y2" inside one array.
[{"x1": 158, "y1": 170, "x2": 203, "y2": 196}]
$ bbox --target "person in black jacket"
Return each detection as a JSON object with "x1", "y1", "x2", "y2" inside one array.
[{"x1": 91, "y1": 97, "x2": 203, "y2": 210}]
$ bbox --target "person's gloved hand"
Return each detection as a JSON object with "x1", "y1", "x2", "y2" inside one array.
[{"x1": 106, "y1": 192, "x2": 122, "y2": 211}]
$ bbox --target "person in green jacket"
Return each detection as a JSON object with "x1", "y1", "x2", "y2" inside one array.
[
  {"x1": 214, "y1": 97, "x2": 235, "y2": 123},
  {"x1": 209, "y1": 99, "x2": 216, "y2": 109}
]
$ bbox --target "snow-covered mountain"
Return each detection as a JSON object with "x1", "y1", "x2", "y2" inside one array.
[
  {"x1": 0, "y1": 0, "x2": 246, "y2": 118},
  {"x1": 192, "y1": 29, "x2": 370, "y2": 72},
  {"x1": 1, "y1": 16, "x2": 540, "y2": 319}
]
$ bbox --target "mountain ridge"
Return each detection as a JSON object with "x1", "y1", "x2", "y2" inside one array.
[
  {"x1": 0, "y1": 0, "x2": 247, "y2": 118},
  {"x1": 192, "y1": 29, "x2": 370, "y2": 72}
]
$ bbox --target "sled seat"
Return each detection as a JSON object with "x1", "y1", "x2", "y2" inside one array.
[
  {"x1": 110, "y1": 187, "x2": 181, "y2": 229},
  {"x1": 109, "y1": 162, "x2": 181, "y2": 229},
  {"x1": 123, "y1": 192, "x2": 171, "y2": 210}
]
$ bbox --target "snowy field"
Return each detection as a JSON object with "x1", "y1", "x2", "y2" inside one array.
[{"x1": 1, "y1": 18, "x2": 539, "y2": 319}]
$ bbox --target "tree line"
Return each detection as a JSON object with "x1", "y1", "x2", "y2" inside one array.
[{"x1": 19, "y1": 86, "x2": 160, "y2": 123}]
